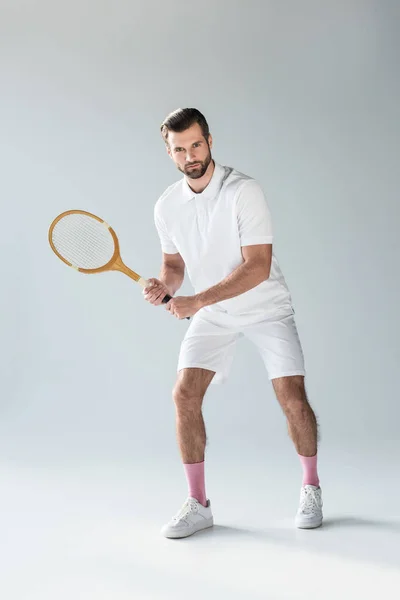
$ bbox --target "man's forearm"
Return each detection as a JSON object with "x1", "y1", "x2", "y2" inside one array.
[
  {"x1": 195, "y1": 260, "x2": 269, "y2": 308},
  {"x1": 159, "y1": 265, "x2": 184, "y2": 296}
]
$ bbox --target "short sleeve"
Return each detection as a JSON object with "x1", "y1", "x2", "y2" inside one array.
[
  {"x1": 154, "y1": 204, "x2": 179, "y2": 254},
  {"x1": 236, "y1": 180, "x2": 274, "y2": 246}
]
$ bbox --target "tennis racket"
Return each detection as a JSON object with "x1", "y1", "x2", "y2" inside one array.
[{"x1": 48, "y1": 209, "x2": 188, "y2": 317}]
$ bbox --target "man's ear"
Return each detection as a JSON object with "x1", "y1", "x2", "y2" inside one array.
[{"x1": 208, "y1": 134, "x2": 213, "y2": 149}]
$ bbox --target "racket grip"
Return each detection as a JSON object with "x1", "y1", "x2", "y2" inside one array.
[{"x1": 162, "y1": 294, "x2": 190, "y2": 320}]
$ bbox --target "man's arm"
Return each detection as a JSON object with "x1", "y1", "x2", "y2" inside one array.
[
  {"x1": 195, "y1": 244, "x2": 272, "y2": 308},
  {"x1": 143, "y1": 252, "x2": 185, "y2": 306},
  {"x1": 164, "y1": 244, "x2": 272, "y2": 319},
  {"x1": 159, "y1": 252, "x2": 185, "y2": 296}
]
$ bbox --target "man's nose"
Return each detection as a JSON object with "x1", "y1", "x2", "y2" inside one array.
[{"x1": 186, "y1": 150, "x2": 196, "y2": 162}]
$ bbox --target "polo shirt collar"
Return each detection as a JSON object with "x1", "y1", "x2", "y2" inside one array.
[{"x1": 182, "y1": 161, "x2": 225, "y2": 202}]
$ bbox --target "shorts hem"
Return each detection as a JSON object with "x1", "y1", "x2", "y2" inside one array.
[
  {"x1": 177, "y1": 363, "x2": 224, "y2": 384},
  {"x1": 269, "y1": 370, "x2": 306, "y2": 381},
  {"x1": 177, "y1": 363, "x2": 217, "y2": 374}
]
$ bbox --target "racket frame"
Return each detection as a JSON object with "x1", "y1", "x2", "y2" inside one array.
[{"x1": 49, "y1": 209, "x2": 179, "y2": 312}]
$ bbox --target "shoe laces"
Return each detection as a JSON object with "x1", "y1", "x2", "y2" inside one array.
[
  {"x1": 172, "y1": 498, "x2": 198, "y2": 522},
  {"x1": 300, "y1": 486, "x2": 321, "y2": 514}
]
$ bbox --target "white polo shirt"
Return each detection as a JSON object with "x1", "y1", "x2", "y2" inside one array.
[{"x1": 154, "y1": 161, "x2": 293, "y2": 318}]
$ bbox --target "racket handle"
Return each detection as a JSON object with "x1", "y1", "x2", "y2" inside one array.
[{"x1": 162, "y1": 294, "x2": 190, "y2": 320}]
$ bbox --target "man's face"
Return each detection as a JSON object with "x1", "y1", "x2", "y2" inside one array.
[{"x1": 167, "y1": 123, "x2": 213, "y2": 179}]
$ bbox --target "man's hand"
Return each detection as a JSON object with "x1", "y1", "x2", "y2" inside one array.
[
  {"x1": 143, "y1": 278, "x2": 171, "y2": 306},
  {"x1": 165, "y1": 295, "x2": 202, "y2": 319}
]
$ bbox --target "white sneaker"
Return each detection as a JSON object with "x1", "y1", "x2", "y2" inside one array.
[
  {"x1": 295, "y1": 484, "x2": 323, "y2": 529},
  {"x1": 161, "y1": 497, "x2": 214, "y2": 539}
]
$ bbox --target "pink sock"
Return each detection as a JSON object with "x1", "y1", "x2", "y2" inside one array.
[
  {"x1": 299, "y1": 453, "x2": 320, "y2": 487},
  {"x1": 183, "y1": 461, "x2": 207, "y2": 507}
]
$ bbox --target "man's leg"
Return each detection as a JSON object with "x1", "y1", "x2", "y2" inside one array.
[
  {"x1": 272, "y1": 375, "x2": 319, "y2": 461},
  {"x1": 244, "y1": 313, "x2": 323, "y2": 527},
  {"x1": 161, "y1": 367, "x2": 215, "y2": 538},
  {"x1": 244, "y1": 315, "x2": 314, "y2": 462},
  {"x1": 272, "y1": 374, "x2": 323, "y2": 528},
  {"x1": 173, "y1": 367, "x2": 215, "y2": 505}
]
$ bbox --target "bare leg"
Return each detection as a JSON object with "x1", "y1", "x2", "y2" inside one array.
[
  {"x1": 272, "y1": 375, "x2": 319, "y2": 457},
  {"x1": 173, "y1": 367, "x2": 215, "y2": 464},
  {"x1": 160, "y1": 367, "x2": 215, "y2": 536}
]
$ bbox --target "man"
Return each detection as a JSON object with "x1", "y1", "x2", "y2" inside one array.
[{"x1": 144, "y1": 108, "x2": 323, "y2": 538}]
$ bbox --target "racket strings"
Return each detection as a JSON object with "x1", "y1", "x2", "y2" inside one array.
[{"x1": 51, "y1": 213, "x2": 115, "y2": 269}]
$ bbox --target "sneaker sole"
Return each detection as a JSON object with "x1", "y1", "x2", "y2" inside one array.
[
  {"x1": 162, "y1": 517, "x2": 214, "y2": 539},
  {"x1": 295, "y1": 518, "x2": 323, "y2": 529}
]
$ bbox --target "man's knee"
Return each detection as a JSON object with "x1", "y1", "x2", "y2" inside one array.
[
  {"x1": 172, "y1": 368, "x2": 214, "y2": 410},
  {"x1": 273, "y1": 375, "x2": 308, "y2": 409},
  {"x1": 173, "y1": 381, "x2": 199, "y2": 408}
]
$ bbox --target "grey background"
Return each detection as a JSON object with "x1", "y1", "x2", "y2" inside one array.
[{"x1": 0, "y1": 2, "x2": 399, "y2": 597}]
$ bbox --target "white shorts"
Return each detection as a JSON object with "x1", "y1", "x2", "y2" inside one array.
[{"x1": 177, "y1": 308, "x2": 306, "y2": 384}]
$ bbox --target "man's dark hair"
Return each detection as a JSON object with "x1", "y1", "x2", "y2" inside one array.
[{"x1": 160, "y1": 108, "x2": 210, "y2": 146}]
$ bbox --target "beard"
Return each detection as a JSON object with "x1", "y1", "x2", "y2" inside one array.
[{"x1": 178, "y1": 148, "x2": 213, "y2": 179}]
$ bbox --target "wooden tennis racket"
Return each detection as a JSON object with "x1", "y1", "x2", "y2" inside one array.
[{"x1": 48, "y1": 209, "x2": 187, "y2": 316}]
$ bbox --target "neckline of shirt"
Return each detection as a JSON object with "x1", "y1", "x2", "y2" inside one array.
[{"x1": 181, "y1": 161, "x2": 226, "y2": 202}]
